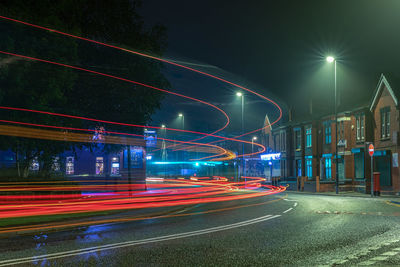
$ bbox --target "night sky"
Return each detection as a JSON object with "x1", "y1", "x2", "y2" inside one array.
[{"x1": 142, "y1": 0, "x2": 400, "y2": 127}]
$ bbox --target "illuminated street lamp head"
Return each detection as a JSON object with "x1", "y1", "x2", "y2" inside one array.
[
  {"x1": 252, "y1": 136, "x2": 257, "y2": 140},
  {"x1": 326, "y1": 56, "x2": 335, "y2": 63},
  {"x1": 178, "y1": 113, "x2": 183, "y2": 117},
  {"x1": 236, "y1": 92, "x2": 243, "y2": 97},
  {"x1": 161, "y1": 124, "x2": 166, "y2": 128}
]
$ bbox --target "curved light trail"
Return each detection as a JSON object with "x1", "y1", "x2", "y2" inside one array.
[
  {"x1": 0, "y1": 177, "x2": 285, "y2": 220},
  {"x1": 0, "y1": 16, "x2": 287, "y2": 228},
  {"x1": 0, "y1": 15, "x2": 282, "y2": 157}
]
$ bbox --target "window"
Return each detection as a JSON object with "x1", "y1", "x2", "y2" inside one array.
[
  {"x1": 280, "y1": 131, "x2": 286, "y2": 152},
  {"x1": 325, "y1": 158, "x2": 332, "y2": 179},
  {"x1": 296, "y1": 159, "x2": 302, "y2": 177},
  {"x1": 281, "y1": 160, "x2": 286, "y2": 177},
  {"x1": 380, "y1": 107, "x2": 390, "y2": 139},
  {"x1": 338, "y1": 121, "x2": 344, "y2": 141},
  {"x1": 306, "y1": 127, "x2": 312, "y2": 148},
  {"x1": 274, "y1": 135, "x2": 279, "y2": 151},
  {"x1": 66, "y1": 157, "x2": 74, "y2": 175},
  {"x1": 356, "y1": 114, "x2": 365, "y2": 141},
  {"x1": 361, "y1": 115, "x2": 365, "y2": 140},
  {"x1": 294, "y1": 129, "x2": 301, "y2": 150},
  {"x1": 306, "y1": 158, "x2": 312, "y2": 177},
  {"x1": 265, "y1": 134, "x2": 270, "y2": 149},
  {"x1": 96, "y1": 157, "x2": 104, "y2": 175},
  {"x1": 324, "y1": 122, "x2": 331, "y2": 144}
]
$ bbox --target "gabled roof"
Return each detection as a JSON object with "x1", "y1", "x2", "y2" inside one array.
[{"x1": 370, "y1": 73, "x2": 399, "y2": 111}]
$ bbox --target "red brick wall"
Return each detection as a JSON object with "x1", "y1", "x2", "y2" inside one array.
[{"x1": 373, "y1": 84, "x2": 400, "y2": 192}]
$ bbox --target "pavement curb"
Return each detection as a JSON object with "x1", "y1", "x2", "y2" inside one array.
[{"x1": 286, "y1": 190, "x2": 400, "y2": 200}]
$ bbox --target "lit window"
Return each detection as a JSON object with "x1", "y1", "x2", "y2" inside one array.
[
  {"x1": 325, "y1": 158, "x2": 332, "y2": 179},
  {"x1": 325, "y1": 122, "x2": 331, "y2": 144},
  {"x1": 306, "y1": 128, "x2": 312, "y2": 148},
  {"x1": 66, "y1": 157, "x2": 74, "y2": 175},
  {"x1": 306, "y1": 158, "x2": 312, "y2": 177},
  {"x1": 96, "y1": 157, "x2": 104, "y2": 175}
]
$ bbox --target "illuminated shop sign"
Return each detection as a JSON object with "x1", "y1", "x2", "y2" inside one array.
[{"x1": 260, "y1": 153, "x2": 281, "y2": 161}]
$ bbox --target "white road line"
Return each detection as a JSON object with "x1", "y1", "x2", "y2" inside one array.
[
  {"x1": 393, "y1": 247, "x2": 400, "y2": 251},
  {"x1": 370, "y1": 256, "x2": 388, "y2": 261},
  {"x1": 0, "y1": 214, "x2": 281, "y2": 266},
  {"x1": 382, "y1": 251, "x2": 399, "y2": 256},
  {"x1": 293, "y1": 202, "x2": 298, "y2": 207},
  {"x1": 283, "y1": 199, "x2": 297, "y2": 202},
  {"x1": 283, "y1": 208, "x2": 293, "y2": 213},
  {"x1": 359, "y1": 260, "x2": 376, "y2": 266}
]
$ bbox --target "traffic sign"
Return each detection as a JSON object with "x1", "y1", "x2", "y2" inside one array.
[{"x1": 368, "y1": 144, "x2": 374, "y2": 157}]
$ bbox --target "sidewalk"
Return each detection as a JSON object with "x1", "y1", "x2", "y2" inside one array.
[{"x1": 287, "y1": 190, "x2": 400, "y2": 200}]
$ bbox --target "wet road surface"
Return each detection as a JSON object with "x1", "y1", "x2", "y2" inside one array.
[{"x1": 1, "y1": 192, "x2": 400, "y2": 266}]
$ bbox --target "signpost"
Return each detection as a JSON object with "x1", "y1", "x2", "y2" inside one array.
[{"x1": 368, "y1": 143, "x2": 374, "y2": 197}]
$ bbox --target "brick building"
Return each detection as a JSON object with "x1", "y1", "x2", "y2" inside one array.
[
  {"x1": 370, "y1": 74, "x2": 400, "y2": 193},
  {"x1": 261, "y1": 73, "x2": 400, "y2": 194}
]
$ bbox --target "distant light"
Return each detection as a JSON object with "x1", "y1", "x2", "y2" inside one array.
[
  {"x1": 261, "y1": 153, "x2": 281, "y2": 161},
  {"x1": 146, "y1": 155, "x2": 152, "y2": 160},
  {"x1": 236, "y1": 92, "x2": 243, "y2": 97},
  {"x1": 161, "y1": 124, "x2": 166, "y2": 128},
  {"x1": 178, "y1": 113, "x2": 183, "y2": 117},
  {"x1": 195, "y1": 162, "x2": 199, "y2": 166},
  {"x1": 152, "y1": 161, "x2": 223, "y2": 165},
  {"x1": 326, "y1": 56, "x2": 335, "y2": 63},
  {"x1": 252, "y1": 136, "x2": 257, "y2": 140}
]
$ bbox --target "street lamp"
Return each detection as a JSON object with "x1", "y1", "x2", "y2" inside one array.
[
  {"x1": 252, "y1": 136, "x2": 257, "y2": 154},
  {"x1": 178, "y1": 113, "x2": 184, "y2": 130},
  {"x1": 326, "y1": 56, "x2": 339, "y2": 194},
  {"x1": 237, "y1": 92, "x2": 244, "y2": 179}
]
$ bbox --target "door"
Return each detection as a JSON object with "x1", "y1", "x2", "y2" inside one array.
[
  {"x1": 375, "y1": 155, "x2": 391, "y2": 186},
  {"x1": 338, "y1": 157, "x2": 345, "y2": 181},
  {"x1": 354, "y1": 152, "x2": 364, "y2": 179}
]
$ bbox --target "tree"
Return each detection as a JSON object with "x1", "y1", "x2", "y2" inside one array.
[{"x1": 0, "y1": 0, "x2": 169, "y2": 178}]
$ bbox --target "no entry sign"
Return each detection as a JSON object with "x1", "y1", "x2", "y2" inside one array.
[{"x1": 368, "y1": 144, "x2": 374, "y2": 157}]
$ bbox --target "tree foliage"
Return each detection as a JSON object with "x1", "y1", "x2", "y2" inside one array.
[{"x1": 0, "y1": 0, "x2": 169, "y2": 178}]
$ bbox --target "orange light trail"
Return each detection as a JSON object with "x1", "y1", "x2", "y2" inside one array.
[
  {"x1": 0, "y1": 15, "x2": 282, "y2": 159},
  {"x1": 0, "y1": 177, "x2": 285, "y2": 220}
]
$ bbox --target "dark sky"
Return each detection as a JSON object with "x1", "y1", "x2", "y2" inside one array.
[{"x1": 141, "y1": 0, "x2": 400, "y2": 121}]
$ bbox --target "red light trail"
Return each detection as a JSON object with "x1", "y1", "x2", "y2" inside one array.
[
  {"x1": 0, "y1": 15, "x2": 282, "y2": 158},
  {"x1": 0, "y1": 177, "x2": 285, "y2": 220},
  {"x1": 0, "y1": 17, "x2": 287, "y2": 227}
]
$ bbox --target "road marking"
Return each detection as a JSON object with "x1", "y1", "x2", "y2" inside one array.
[
  {"x1": 359, "y1": 261, "x2": 376, "y2": 265},
  {"x1": 283, "y1": 208, "x2": 293, "y2": 213},
  {"x1": 283, "y1": 198, "x2": 297, "y2": 202},
  {"x1": 393, "y1": 247, "x2": 400, "y2": 251},
  {"x1": 370, "y1": 256, "x2": 388, "y2": 261},
  {"x1": 0, "y1": 214, "x2": 281, "y2": 266},
  {"x1": 382, "y1": 251, "x2": 399, "y2": 256},
  {"x1": 369, "y1": 246, "x2": 381, "y2": 250},
  {"x1": 293, "y1": 202, "x2": 298, "y2": 207}
]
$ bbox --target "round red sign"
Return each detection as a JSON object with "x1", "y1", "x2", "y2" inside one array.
[{"x1": 368, "y1": 144, "x2": 374, "y2": 157}]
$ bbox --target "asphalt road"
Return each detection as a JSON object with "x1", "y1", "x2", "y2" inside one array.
[{"x1": 1, "y1": 191, "x2": 400, "y2": 266}]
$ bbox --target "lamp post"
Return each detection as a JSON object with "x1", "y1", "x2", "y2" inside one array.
[
  {"x1": 178, "y1": 113, "x2": 184, "y2": 130},
  {"x1": 178, "y1": 113, "x2": 184, "y2": 167},
  {"x1": 252, "y1": 136, "x2": 257, "y2": 154},
  {"x1": 161, "y1": 124, "x2": 167, "y2": 177},
  {"x1": 236, "y1": 92, "x2": 244, "y2": 179},
  {"x1": 326, "y1": 56, "x2": 339, "y2": 194}
]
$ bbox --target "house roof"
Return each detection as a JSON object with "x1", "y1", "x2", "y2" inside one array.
[{"x1": 370, "y1": 73, "x2": 400, "y2": 111}]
